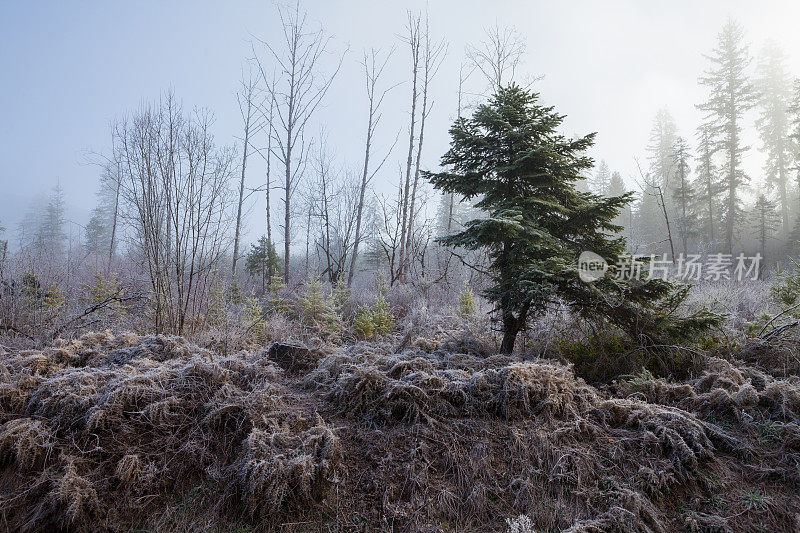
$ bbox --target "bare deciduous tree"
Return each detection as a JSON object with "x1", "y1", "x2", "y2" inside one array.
[
  {"x1": 252, "y1": 2, "x2": 344, "y2": 283},
  {"x1": 264, "y1": 76, "x2": 276, "y2": 260},
  {"x1": 396, "y1": 12, "x2": 446, "y2": 283},
  {"x1": 396, "y1": 13, "x2": 422, "y2": 284},
  {"x1": 232, "y1": 69, "x2": 263, "y2": 275},
  {"x1": 466, "y1": 24, "x2": 525, "y2": 91},
  {"x1": 403, "y1": 17, "x2": 446, "y2": 280},
  {"x1": 347, "y1": 48, "x2": 397, "y2": 288},
  {"x1": 114, "y1": 93, "x2": 234, "y2": 334}
]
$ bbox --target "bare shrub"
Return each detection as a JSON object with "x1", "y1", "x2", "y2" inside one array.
[
  {"x1": 0, "y1": 418, "x2": 55, "y2": 471},
  {"x1": 0, "y1": 332, "x2": 340, "y2": 530}
]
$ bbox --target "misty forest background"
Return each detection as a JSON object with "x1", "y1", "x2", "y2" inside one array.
[{"x1": 2, "y1": 6, "x2": 800, "y2": 346}]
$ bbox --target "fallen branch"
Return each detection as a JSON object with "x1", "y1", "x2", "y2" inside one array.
[
  {"x1": 51, "y1": 291, "x2": 143, "y2": 339},
  {"x1": 762, "y1": 320, "x2": 800, "y2": 342}
]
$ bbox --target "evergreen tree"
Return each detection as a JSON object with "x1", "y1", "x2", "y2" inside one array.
[
  {"x1": 633, "y1": 183, "x2": 665, "y2": 251},
  {"x1": 751, "y1": 194, "x2": 780, "y2": 271},
  {"x1": 647, "y1": 109, "x2": 678, "y2": 192},
  {"x1": 788, "y1": 81, "x2": 800, "y2": 255},
  {"x1": 608, "y1": 171, "x2": 632, "y2": 233},
  {"x1": 84, "y1": 206, "x2": 110, "y2": 256},
  {"x1": 607, "y1": 171, "x2": 626, "y2": 197},
  {"x1": 755, "y1": 41, "x2": 794, "y2": 237},
  {"x1": 693, "y1": 123, "x2": 724, "y2": 248},
  {"x1": 246, "y1": 236, "x2": 282, "y2": 291},
  {"x1": 791, "y1": 80, "x2": 800, "y2": 160},
  {"x1": 697, "y1": 19, "x2": 756, "y2": 253},
  {"x1": 637, "y1": 110, "x2": 678, "y2": 252},
  {"x1": 83, "y1": 180, "x2": 121, "y2": 258},
  {"x1": 38, "y1": 184, "x2": 67, "y2": 257},
  {"x1": 591, "y1": 160, "x2": 611, "y2": 195},
  {"x1": 426, "y1": 85, "x2": 718, "y2": 353},
  {"x1": 671, "y1": 137, "x2": 696, "y2": 253},
  {"x1": 436, "y1": 192, "x2": 470, "y2": 236}
]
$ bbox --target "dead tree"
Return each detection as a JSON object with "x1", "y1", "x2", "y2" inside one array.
[
  {"x1": 396, "y1": 12, "x2": 422, "y2": 284},
  {"x1": 347, "y1": 48, "x2": 397, "y2": 288},
  {"x1": 232, "y1": 69, "x2": 262, "y2": 275},
  {"x1": 396, "y1": 12, "x2": 445, "y2": 283},
  {"x1": 306, "y1": 132, "x2": 360, "y2": 284},
  {"x1": 115, "y1": 93, "x2": 234, "y2": 334},
  {"x1": 465, "y1": 24, "x2": 525, "y2": 91},
  {"x1": 100, "y1": 145, "x2": 123, "y2": 272},
  {"x1": 377, "y1": 179, "x2": 406, "y2": 285},
  {"x1": 636, "y1": 160, "x2": 676, "y2": 260},
  {"x1": 253, "y1": 2, "x2": 343, "y2": 283},
  {"x1": 402, "y1": 16, "x2": 446, "y2": 280},
  {"x1": 248, "y1": 72, "x2": 278, "y2": 277},
  {"x1": 263, "y1": 76, "x2": 276, "y2": 270}
]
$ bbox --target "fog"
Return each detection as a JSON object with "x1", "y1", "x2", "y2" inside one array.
[{"x1": 1, "y1": 1, "x2": 799, "y2": 250}]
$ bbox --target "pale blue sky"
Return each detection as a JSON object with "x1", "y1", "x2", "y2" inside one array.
[{"x1": 2, "y1": 1, "x2": 799, "y2": 248}]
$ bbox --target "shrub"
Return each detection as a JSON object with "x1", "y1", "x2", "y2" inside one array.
[
  {"x1": 353, "y1": 280, "x2": 395, "y2": 340},
  {"x1": 332, "y1": 278, "x2": 351, "y2": 318},
  {"x1": 458, "y1": 283, "x2": 476, "y2": 318},
  {"x1": 82, "y1": 272, "x2": 125, "y2": 322},
  {"x1": 265, "y1": 275, "x2": 291, "y2": 315},
  {"x1": 0, "y1": 333, "x2": 341, "y2": 530},
  {"x1": 771, "y1": 260, "x2": 800, "y2": 309},
  {"x1": 297, "y1": 277, "x2": 342, "y2": 336},
  {"x1": 42, "y1": 283, "x2": 65, "y2": 311},
  {"x1": 204, "y1": 277, "x2": 272, "y2": 351},
  {"x1": 555, "y1": 333, "x2": 689, "y2": 384},
  {"x1": 506, "y1": 514, "x2": 535, "y2": 533},
  {"x1": 243, "y1": 296, "x2": 268, "y2": 344}
]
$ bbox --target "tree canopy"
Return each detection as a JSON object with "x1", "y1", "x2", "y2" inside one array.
[{"x1": 427, "y1": 84, "x2": 719, "y2": 352}]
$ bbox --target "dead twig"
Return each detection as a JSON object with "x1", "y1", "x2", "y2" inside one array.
[{"x1": 758, "y1": 302, "x2": 800, "y2": 338}]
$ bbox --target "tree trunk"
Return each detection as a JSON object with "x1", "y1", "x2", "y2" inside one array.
[
  {"x1": 284, "y1": 147, "x2": 292, "y2": 284},
  {"x1": 778, "y1": 150, "x2": 789, "y2": 236},
  {"x1": 107, "y1": 165, "x2": 120, "y2": 272},
  {"x1": 265, "y1": 89, "x2": 275, "y2": 278},
  {"x1": 404, "y1": 59, "x2": 429, "y2": 280},
  {"x1": 348, "y1": 93, "x2": 374, "y2": 288},
  {"x1": 232, "y1": 98, "x2": 251, "y2": 275},
  {"x1": 500, "y1": 310, "x2": 521, "y2": 354},
  {"x1": 725, "y1": 96, "x2": 738, "y2": 254},
  {"x1": 397, "y1": 15, "x2": 420, "y2": 284}
]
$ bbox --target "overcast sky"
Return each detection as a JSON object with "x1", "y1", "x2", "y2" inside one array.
[{"x1": 2, "y1": 1, "x2": 799, "y2": 248}]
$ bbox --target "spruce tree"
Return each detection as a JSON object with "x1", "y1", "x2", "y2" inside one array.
[
  {"x1": 246, "y1": 236, "x2": 282, "y2": 291},
  {"x1": 671, "y1": 137, "x2": 696, "y2": 253},
  {"x1": 638, "y1": 110, "x2": 678, "y2": 252},
  {"x1": 648, "y1": 109, "x2": 678, "y2": 192},
  {"x1": 608, "y1": 171, "x2": 631, "y2": 232},
  {"x1": 592, "y1": 160, "x2": 611, "y2": 196},
  {"x1": 693, "y1": 123, "x2": 724, "y2": 248},
  {"x1": 788, "y1": 81, "x2": 800, "y2": 255},
  {"x1": 633, "y1": 183, "x2": 665, "y2": 251},
  {"x1": 697, "y1": 19, "x2": 755, "y2": 253},
  {"x1": 40, "y1": 184, "x2": 67, "y2": 257},
  {"x1": 751, "y1": 195, "x2": 779, "y2": 271},
  {"x1": 427, "y1": 85, "x2": 718, "y2": 353},
  {"x1": 755, "y1": 41, "x2": 794, "y2": 237},
  {"x1": 85, "y1": 207, "x2": 110, "y2": 256},
  {"x1": 608, "y1": 171, "x2": 626, "y2": 197}
]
